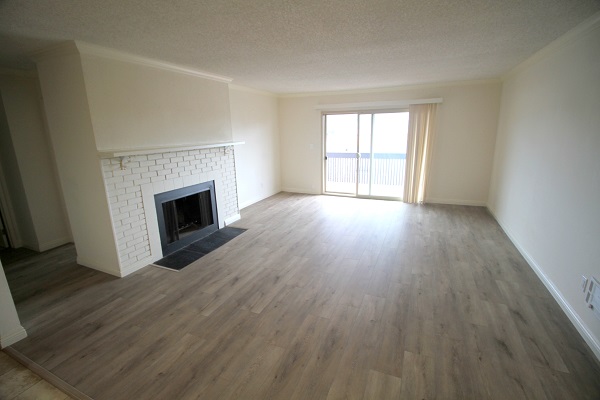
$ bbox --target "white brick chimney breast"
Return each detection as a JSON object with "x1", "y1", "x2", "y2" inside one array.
[{"x1": 101, "y1": 146, "x2": 239, "y2": 275}]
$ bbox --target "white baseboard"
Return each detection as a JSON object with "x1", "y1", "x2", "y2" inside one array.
[
  {"x1": 78, "y1": 253, "x2": 154, "y2": 278},
  {"x1": 0, "y1": 325, "x2": 27, "y2": 348},
  {"x1": 426, "y1": 197, "x2": 487, "y2": 206},
  {"x1": 120, "y1": 255, "x2": 154, "y2": 277},
  {"x1": 281, "y1": 187, "x2": 320, "y2": 195},
  {"x1": 76, "y1": 256, "x2": 121, "y2": 277},
  {"x1": 224, "y1": 213, "x2": 241, "y2": 225},
  {"x1": 37, "y1": 236, "x2": 71, "y2": 252},
  {"x1": 488, "y1": 207, "x2": 600, "y2": 361},
  {"x1": 238, "y1": 190, "x2": 282, "y2": 210},
  {"x1": 238, "y1": 199, "x2": 255, "y2": 210}
]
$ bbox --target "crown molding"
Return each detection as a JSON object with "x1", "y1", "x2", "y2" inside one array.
[
  {"x1": 29, "y1": 40, "x2": 232, "y2": 84},
  {"x1": 228, "y1": 83, "x2": 277, "y2": 97},
  {"x1": 75, "y1": 42, "x2": 232, "y2": 83},
  {"x1": 278, "y1": 78, "x2": 501, "y2": 98},
  {"x1": 503, "y1": 11, "x2": 600, "y2": 81}
]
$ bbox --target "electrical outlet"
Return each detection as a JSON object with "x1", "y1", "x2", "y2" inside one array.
[
  {"x1": 582, "y1": 275, "x2": 588, "y2": 292},
  {"x1": 585, "y1": 277, "x2": 600, "y2": 321}
]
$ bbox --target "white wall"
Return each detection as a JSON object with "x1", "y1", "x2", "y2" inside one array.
[
  {"x1": 35, "y1": 52, "x2": 121, "y2": 276},
  {"x1": 279, "y1": 81, "x2": 501, "y2": 205},
  {"x1": 81, "y1": 53, "x2": 233, "y2": 151},
  {"x1": 489, "y1": 16, "x2": 600, "y2": 358},
  {"x1": 0, "y1": 259, "x2": 26, "y2": 348},
  {"x1": 229, "y1": 86, "x2": 281, "y2": 208},
  {"x1": 0, "y1": 73, "x2": 71, "y2": 252}
]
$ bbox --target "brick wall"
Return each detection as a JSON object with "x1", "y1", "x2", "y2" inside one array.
[{"x1": 101, "y1": 147, "x2": 239, "y2": 270}]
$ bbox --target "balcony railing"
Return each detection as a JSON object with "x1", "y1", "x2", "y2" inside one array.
[{"x1": 326, "y1": 152, "x2": 406, "y2": 194}]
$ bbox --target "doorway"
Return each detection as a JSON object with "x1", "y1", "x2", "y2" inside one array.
[
  {"x1": 324, "y1": 111, "x2": 409, "y2": 199},
  {"x1": 0, "y1": 207, "x2": 10, "y2": 249}
]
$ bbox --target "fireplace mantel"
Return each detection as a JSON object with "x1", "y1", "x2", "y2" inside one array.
[{"x1": 98, "y1": 141, "x2": 245, "y2": 158}]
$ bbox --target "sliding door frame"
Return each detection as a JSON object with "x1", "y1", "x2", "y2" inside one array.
[{"x1": 321, "y1": 108, "x2": 408, "y2": 201}]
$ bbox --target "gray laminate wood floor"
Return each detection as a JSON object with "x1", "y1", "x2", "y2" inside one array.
[
  {"x1": 0, "y1": 350, "x2": 72, "y2": 400},
  {"x1": 3, "y1": 193, "x2": 600, "y2": 399}
]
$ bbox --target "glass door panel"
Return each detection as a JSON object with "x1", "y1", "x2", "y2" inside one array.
[
  {"x1": 357, "y1": 114, "x2": 372, "y2": 196},
  {"x1": 325, "y1": 114, "x2": 358, "y2": 195},
  {"x1": 370, "y1": 112, "x2": 409, "y2": 197}
]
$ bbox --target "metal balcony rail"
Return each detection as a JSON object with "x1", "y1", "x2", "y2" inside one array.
[{"x1": 326, "y1": 152, "x2": 406, "y2": 187}]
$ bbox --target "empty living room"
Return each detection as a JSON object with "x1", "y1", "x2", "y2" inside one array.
[{"x1": 0, "y1": 1, "x2": 599, "y2": 399}]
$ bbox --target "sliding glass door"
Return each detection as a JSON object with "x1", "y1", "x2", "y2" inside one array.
[
  {"x1": 324, "y1": 114, "x2": 359, "y2": 195},
  {"x1": 324, "y1": 111, "x2": 408, "y2": 199}
]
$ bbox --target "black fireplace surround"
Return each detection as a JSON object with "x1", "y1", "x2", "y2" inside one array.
[{"x1": 155, "y1": 181, "x2": 218, "y2": 256}]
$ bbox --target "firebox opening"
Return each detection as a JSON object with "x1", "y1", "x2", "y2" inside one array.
[
  {"x1": 162, "y1": 191, "x2": 214, "y2": 244},
  {"x1": 155, "y1": 181, "x2": 218, "y2": 256}
]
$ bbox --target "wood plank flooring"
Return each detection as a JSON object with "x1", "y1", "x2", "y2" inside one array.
[
  {"x1": 4, "y1": 192, "x2": 600, "y2": 399},
  {"x1": 0, "y1": 350, "x2": 73, "y2": 399}
]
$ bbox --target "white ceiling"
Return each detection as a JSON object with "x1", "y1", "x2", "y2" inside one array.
[{"x1": 0, "y1": 1, "x2": 598, "y2": 93}]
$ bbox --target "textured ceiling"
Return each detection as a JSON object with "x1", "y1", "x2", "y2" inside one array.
[{"x1": 0, "y1": 0, "x2": 599, "y2": 93}]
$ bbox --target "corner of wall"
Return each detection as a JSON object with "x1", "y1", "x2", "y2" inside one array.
[
  {"x1": 486, "y1": 14, "x2": 600, "y2": 361},
  {"x1": 0, "y1": 325, "x2": 27, "y2": 348}
]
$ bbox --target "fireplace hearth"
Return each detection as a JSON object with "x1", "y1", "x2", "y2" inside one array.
[{"x1": 155, "y1": 181, "x2": 218, "y2": 256}]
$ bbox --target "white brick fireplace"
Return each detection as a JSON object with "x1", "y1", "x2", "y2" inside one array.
[
  {"x1": 33, "y1": 41, "x2": 243, "y2": 277},
  {"x1": 100, "y1": 145, "x2": 241, "y2": 275}
]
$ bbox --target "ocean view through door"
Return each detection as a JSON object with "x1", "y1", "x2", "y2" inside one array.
[{"x1": 324, "y1": 111, "x2": 409, "y2": 199}]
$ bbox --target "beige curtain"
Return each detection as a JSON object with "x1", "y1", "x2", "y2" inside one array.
[{"x1": 403, "y1": 103, "x2": 438, "y2": 204}]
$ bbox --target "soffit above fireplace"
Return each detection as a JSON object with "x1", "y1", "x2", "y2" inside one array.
[{"x1": 98, "y1": 141, "x2": 245, "y2": 159}]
